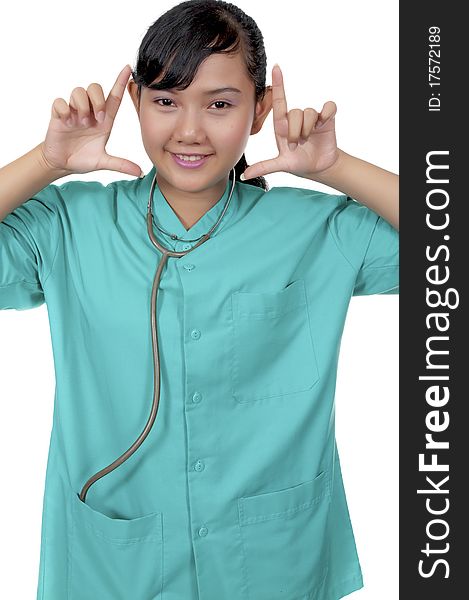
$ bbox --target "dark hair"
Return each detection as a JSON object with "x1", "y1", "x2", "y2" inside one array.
[{"x1": 131, "y1": 0, "x2": 269, "y2": 191}]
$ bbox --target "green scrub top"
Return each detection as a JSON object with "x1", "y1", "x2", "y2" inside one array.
[{"x1": 0, "y1": 165, "x2": 399, "y2": 600}]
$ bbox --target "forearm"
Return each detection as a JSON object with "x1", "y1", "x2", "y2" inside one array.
[
  {"x1": 0, "y1": 143, "x2": 69, "y2": 223},
  {"x1": 307, "y1": 149, "x2": 399, "y2": 231}
]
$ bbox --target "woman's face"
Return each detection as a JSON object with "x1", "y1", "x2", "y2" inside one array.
[{"x1": 128, "y1": 52, "x2": 272, "y2": 201}]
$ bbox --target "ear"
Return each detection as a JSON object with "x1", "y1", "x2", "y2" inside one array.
[
  {"x1": 127, "y1": 79, "x2": 140, "y2": 115},
  {"x1": 250, "y1": 86, "x2": 273, "y2": 135}
]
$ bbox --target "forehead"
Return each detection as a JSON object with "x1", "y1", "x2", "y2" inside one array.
[{"x1": 147, "y1": 52, "x2": 253, "y2": 93}]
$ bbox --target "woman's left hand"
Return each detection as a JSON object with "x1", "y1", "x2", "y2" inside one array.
[{"x1": 241, "y1": 64, "x2": 339, "y2": 182}]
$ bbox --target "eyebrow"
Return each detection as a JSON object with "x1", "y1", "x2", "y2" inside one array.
[{"x1": 148, "y1": 85, "x2": 242, "y2": 95}]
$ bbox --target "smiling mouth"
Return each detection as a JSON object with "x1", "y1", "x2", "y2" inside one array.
[
  {"x1": 170, "y1": 152, "x2": 213, "y2": 159},
  {"x1": 169, "y1": 152, "x2": 214, "y2": 168}
]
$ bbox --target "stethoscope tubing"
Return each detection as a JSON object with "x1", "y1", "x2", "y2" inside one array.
[{"x1": 78, "y1": 168, "x2": 236, "y2": 503}]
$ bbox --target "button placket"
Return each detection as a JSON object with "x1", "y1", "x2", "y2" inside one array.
[{"x1": 181, "y1": 259, "x2": 210, "y2": 544}]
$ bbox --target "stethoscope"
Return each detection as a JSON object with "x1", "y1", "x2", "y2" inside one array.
[{"x1": 78, "y1": 167, "x2": 237, "y2": 503}]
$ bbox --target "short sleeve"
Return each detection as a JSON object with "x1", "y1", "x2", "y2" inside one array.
[
  {"x1": 0, "y1": 184, "x2": 61, "y2": 310},
  {"x1": 327, "y1": 195, "x2": 399, "y2": 296}
]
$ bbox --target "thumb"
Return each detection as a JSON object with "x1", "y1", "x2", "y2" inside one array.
[
  {"x1": 241, "y1": 157, "x2": 283, "y2": 181},
  {"x1": 101, "y1": 153, "x2": 144, "y2": 177}
]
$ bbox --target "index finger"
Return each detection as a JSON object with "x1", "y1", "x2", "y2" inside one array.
[
  {"x1": 272, "y1": 64, "x2": 288, "y2": 123},
  {"x1": 105, "y1": 65, "x2": 132, "y2": 120}
]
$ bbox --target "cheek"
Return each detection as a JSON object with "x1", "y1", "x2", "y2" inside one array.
[
  {"x1": 140, "y1": 114, "x2": 168, "y2": 140},
  {"x1": 215, "y1": 115, "x2": 252, "y2": 147}
]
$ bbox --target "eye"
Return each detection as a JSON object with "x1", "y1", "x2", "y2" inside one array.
[
  {"x1": 152, "y1": 98, "x2": 232, "y2": 110},
  {"x1": 211, "y1": 101, "x2": 232, "y2": 109},
  {"x1": 153, "y1": 98, "x2": 175, "y2": 107}
]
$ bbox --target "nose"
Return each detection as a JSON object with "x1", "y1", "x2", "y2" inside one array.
[{"x1": 173, "y1": 107, "x2": 207, "y2": 144}]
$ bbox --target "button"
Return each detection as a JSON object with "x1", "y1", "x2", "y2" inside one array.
[
  {"x1": 198, "y1": 526, "x2": 208, "y2": 537},
  {"x1": 192, "y1": 392, "x2": 202, "y2": 404},
  {"x1": 182, "y1": 244, "x2": 192, "y2": 251},
  {"x1": 191, "y1": 329, "x2": 201, "y2": 339},
  {"x1": 183, "y1": 263, "x2": 195, "y2": 271},
  {"x1": 194, "y1": 459, "x2": 205, "y2": 472}
]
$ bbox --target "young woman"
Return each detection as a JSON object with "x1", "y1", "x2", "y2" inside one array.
[{"x1": 0, "y1": 1, "x2": 398, "y2": 598}]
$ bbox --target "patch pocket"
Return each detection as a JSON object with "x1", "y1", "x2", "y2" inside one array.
[
  {"x1": 238, "y1": 470, "x2": 331, "y2": 600},
  {"x1": 69, "y1": 488, "x2": 164, "y2": 600},
  {"x1": 231, "y1": 278, "x2": 320, "y2": 403}
]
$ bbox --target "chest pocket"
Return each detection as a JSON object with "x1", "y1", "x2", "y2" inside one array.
[{"x1": 230, "y1": 278, "x2": 320, "y2": 403}]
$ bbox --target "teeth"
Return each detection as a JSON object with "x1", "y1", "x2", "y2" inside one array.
[{"x1": 175, "y1": 154, "x2": 206, "y2": 162}]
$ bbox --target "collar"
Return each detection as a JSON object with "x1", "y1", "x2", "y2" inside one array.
[{"x1": 138, "y1": 165, "x2": 239, "y2": 250}]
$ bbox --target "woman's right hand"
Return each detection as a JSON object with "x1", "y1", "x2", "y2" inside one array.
[{"x1": 40, "y1": 65, "x2": 143, "y2": 177}]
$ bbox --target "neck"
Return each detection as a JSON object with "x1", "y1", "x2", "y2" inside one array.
[{"x1": 156, "y1": 172, "x2": 229, "y2": 230}]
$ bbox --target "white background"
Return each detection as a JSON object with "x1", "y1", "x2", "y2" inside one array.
[{"x1": 0, "y1": 1, "x2": 398, "y2": 598}]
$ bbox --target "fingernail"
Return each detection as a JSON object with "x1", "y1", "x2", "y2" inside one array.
[
  {"x1": 139, "y1": 171, "x2": 145, "y2": 179},
  {"x1": 240, "y1": 173, "x2": 246, "y2": 181}
]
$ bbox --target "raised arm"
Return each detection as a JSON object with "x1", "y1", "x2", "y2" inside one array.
[
  {"x1": 310, "y1": 149, "x2": 399, "y2": 231},
  {"x1": 0, "y1": 143, "x2": 67, "y2": 223},
  {"x1": 240, "y1": 64, "x2": 399, "y2": 231},
  {"x1": 0, "y1": 64, "x2": 142, "y2": 224}
]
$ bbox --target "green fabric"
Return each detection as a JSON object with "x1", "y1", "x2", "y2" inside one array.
[{"x1": 0, "y1": 165, "x2": 398, "y2": 599}]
